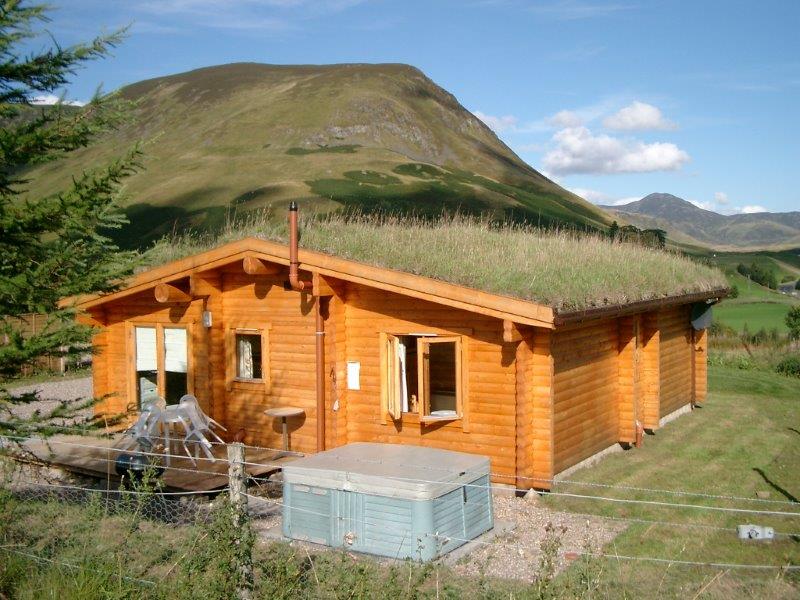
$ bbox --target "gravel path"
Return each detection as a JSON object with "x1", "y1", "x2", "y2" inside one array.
[
  {"x1": 452, "y1": 493, "x2": 626, "y2": 583},
  {"x1": 4, "y1": 376, "x2": 94, "y2": 424}
]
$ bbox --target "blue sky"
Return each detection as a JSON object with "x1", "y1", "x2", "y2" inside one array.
[{"x1": 37, "y1": 0, "x2": 799, "y2": 213}]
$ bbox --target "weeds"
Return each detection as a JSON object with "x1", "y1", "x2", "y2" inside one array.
[{"x1": 709, "y1": 319, "x2": 800, "y2": 377}]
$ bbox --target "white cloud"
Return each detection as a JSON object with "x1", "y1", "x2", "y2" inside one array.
[
  {"x1": 473, "y1": 110, "x2": 519, "y2": 133},
  {"x1": 568, "y1": 187, "x2": 641, "y2": 206},
  {"x1": 602, "y1": 101, "x2": 676, "y2": 131},
  {"x1": 739, "y1": 205, "x2": 768, "y2": 214},
  {"x1": 543, "y1": 126, "x2": 690, "y2": 175},
  {"x1": 688, "y1": 199, "x2": 715, "y2": 211},
  {"x1": 31, "y1": 94, "x2": 86, "y2": 107},
  {"x1": 714, "y1": 191, "x2": 729, "y2": 205},
  {"x1": 548, "y1": 109, "x2": 583, "y2": 128}
]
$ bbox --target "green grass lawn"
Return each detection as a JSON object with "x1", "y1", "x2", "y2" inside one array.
[
  {"x1": 714, "y1": 271, "x2": 798, "y2": 333},
  {"x1": 546, "y1": 366, "x2": 800, "y2": 598},
  {"x1": 714, "y1": 301, "x2": 794, "y2": 333}
]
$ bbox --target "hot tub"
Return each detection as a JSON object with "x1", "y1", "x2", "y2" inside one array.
[{"x1": 281, "y1": 443, "x2": 493, "y2": 561}]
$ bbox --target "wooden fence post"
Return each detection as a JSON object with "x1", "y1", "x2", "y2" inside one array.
[{"x1": 227, "y1": 442, "x2": 253, "y2": 600}]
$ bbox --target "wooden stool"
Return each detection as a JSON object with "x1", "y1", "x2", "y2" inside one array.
[{"x1": 264, "y1": 407, "x2": 304, "y2": 451}]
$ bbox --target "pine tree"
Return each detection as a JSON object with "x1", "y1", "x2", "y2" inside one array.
[
  {"x1": 608, "y1": 220, "x2": 619, "y2": 241},
  {"x1": 0, "y1": 1, "x2": 139, "y2": 433}
]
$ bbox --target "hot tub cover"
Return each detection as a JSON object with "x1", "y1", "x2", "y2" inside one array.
[{"x1": 282, "y1": 442, "x2": 490, "y2": 501}]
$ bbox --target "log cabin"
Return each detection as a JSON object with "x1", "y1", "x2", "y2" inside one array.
[{"x1": 70, "y1": 205, "x2": 726, "y2": 489}]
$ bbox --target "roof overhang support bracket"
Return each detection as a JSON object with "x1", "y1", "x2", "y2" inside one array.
[
  {"x1": 312, "y1": 272, "x2": 336, "y2": 298},
  {"x1": 154, "y1": 283, "x2": 192, "y2": 304},
  {"x1": 243, "y1": 255, "x2": 283, "y2": 276},
  {"x1": 503, "y1": 320, "x2": 525, "y2": 343}
]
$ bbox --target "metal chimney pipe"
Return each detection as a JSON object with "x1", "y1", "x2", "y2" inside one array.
[
  {"x1": 286, "y1": 202, "x2": 325, "y2": 451},
  {"x1": 288, "y1": 201, "x2": 309, "y2": 291}
]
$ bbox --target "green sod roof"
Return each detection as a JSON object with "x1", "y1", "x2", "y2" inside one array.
[{"x1": 145, "y1": 214, "x2": 727, "y2": 311}]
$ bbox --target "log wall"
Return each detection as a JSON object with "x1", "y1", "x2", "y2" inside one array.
[
  {"x1": 530, "y1": 329, "x2": 554, "y2": 488},
  {"x1": 616, "y1": 316, "x2": 639, "y2": 444},
  {"x1": 219, "y1": 271, "x2": 319, "y2": 452},
  {"x1": 341, "y1": 282, "x2": 519, "y2": 483},
  {"x1": 84, "y1": 255, "x2": 709, "y2": 487},
  {"x1": 658, "y1": 306, "x2": 693, "y2": 418},
  {"x1": 693, "y1": 328, "x2": 708, "y2": 405},
  {"x1": 640, "y1": 311, "x2": 661, "y2": 430},
  {"x1": 92, "y1": 292, "x2": 205, "y2": 417},
  {"x1": 551, "y1": 319, "x2": 619, "y2": 474}
]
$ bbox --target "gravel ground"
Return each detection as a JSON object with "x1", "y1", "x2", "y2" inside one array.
[
  {"x1": 452, "y1": 493, "x2": 626, "y2": 583},
  {"x1": 4, "y1": 376, "x2": 93, "y2": 425}
]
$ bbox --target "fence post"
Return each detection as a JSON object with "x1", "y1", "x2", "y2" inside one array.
[{"x1": 227, "y1": 442, "x2": 253, "y2": 600}]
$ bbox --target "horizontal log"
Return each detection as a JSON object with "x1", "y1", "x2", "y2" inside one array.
[{"x1": 243, "y1": 256, "x2": 283, "y2": 276}]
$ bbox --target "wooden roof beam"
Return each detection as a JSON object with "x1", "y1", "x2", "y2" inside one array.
[
  {"x1": 242, "y1": 255, "x2": 282, "y2": 276},
  {"x1": 154, "y1": 283, "x2": 192, "y2": 304},
  {"x1": 503, "y1": 320, "x2": 525, "y2": 343},
  {"x1": 312, "y1": 272, "x2": 336, "y2": 297}
]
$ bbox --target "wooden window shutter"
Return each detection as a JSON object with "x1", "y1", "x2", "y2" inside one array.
[{"x1": 380, "y1": 333, "x2": 402, "y2": 421}]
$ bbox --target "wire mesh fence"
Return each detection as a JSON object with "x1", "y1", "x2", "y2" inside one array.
[{"x1": 4, "y1": 480, "x2": 218, "y2": 525}]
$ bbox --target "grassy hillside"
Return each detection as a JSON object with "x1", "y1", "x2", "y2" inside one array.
[
  {"x1": 20, "y1": 63, "x2": 609, "y2": 248},
  {"x1": 686, "y1": 246, "x2": 800, "y2": 332}
]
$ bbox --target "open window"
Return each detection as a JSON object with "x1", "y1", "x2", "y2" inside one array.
[
  {"x1": 133, "y1": 325, "x2": 190, "y2": 407},
  {"x1": 382, "y1": 334, "x2": 462, "y2": 423},
  {"x1": 228, "y1": 326, "x2": 270, "y2": 390}
]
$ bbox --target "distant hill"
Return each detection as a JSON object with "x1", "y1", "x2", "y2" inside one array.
[
  {"x1": 602, "y1": 193, "x2": 800, "y2": 249},
  {"x1": 21, "y1": 62, "x2": 609, "y2": 248}
]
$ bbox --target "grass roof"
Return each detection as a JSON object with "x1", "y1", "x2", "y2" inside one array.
[{"x1": 145, "y1": 212, "x2": 727, "y2": 312}]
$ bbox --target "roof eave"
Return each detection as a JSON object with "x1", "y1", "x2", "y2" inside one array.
[
  {"x1": 63, "y1": 237, "x2": 557, "y2": 328},
  {"x1": 552, "y1": 287, "x2": 730, "y2": 327}
]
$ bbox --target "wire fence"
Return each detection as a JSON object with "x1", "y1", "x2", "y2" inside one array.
[{"x1": 1, "y1": 433, "x2": 799, "y2": 583}]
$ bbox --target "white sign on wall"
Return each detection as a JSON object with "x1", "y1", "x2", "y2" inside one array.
[{"x1": 346, "y1": 361, "x2": 361, "y2": 391}]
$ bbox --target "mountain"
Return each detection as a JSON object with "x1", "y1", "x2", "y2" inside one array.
[
  {"x1": 602, "y1": 193, "x2": 800, "y2": 249},
  {"x1": 22, "y1": 63, "x2": 609, "y2": 247}
]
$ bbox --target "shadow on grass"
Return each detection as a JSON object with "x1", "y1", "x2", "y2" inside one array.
[{"x1": 752, "y1": 467, "x2": 800, "y2": 504}]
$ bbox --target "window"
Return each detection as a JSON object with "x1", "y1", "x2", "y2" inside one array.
[
  {"x1": 164, "y1": 328, "x2": 188, "y2": 404},
  {"x1": 228, "y1": 326, "x2": 270, "y2": 389},
  {"x1": 382, "y1": 334, "x2": 462, "y2": 423},
  {"x1": 236, "y1": 333, "x2": 263, "y2": 380},
  {"x1": 133, "y1": 325, "x2": 190, "y2": 407},
  {"x1": 135, "y1": 327, "x2": 158, "y2": 407}
]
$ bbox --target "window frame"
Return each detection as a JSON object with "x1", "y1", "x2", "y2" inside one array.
[
  {"x1": 227, "y1": 324, "x2": 271, "y2": 392},
  {"x1": 380, "y1": 332, "x2": 466, "y2": 427},
  {"x1": 129, "y1": 323, "x2": 193, "y2": 409},
  {"x1": 417, "y1": 336, "x2": 462, "y2": 423}
]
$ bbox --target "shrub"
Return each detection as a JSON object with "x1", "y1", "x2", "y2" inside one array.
[
  {"x1": 776, "y1": 355, "x2": 800, "y2": 378},
  {"x1": 787, "y1": 305, "x2": 800, "y2": 341}
]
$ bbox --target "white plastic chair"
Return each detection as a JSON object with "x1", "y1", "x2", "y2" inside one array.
[
  {"x1": 177, "y1": 395, "x2": 227, "y2": 464},
  {"x1": 120, "y1": 403, "x2": 163, "y2": 452},
  {"x1": 179, "y1": 394, "x2": 226, "y2": 439}
]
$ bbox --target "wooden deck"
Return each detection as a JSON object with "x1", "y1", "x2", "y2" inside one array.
[{"x1": 15, "y1": 434, "x2": 298, "y2": 492}]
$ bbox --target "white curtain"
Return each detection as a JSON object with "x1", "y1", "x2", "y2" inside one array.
[
  {"x1": 238, "y1": 336, "x2": 254, "y2": 379},
  {"x1": 164, "y1": 328, "x2": 188, "y2": 373},
  {"x1": 397, "y1": 339, "x2": 409, "y2": 412},
  {"x1": 135, "y1": 327, "x2": 157, "y2": 371}
]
